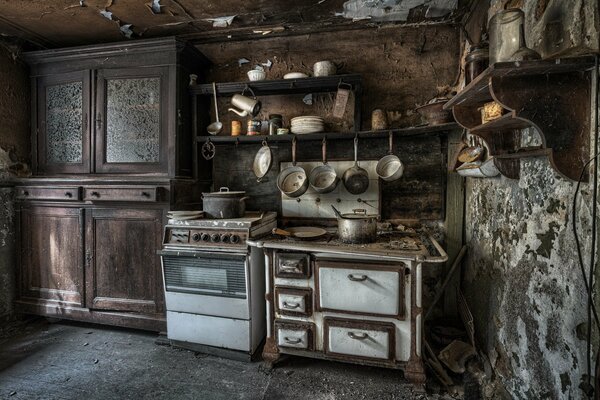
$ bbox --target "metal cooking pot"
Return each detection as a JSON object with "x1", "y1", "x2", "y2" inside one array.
[
  {"x1": 277, "y1": 137, "x2": 308, "y2": 198},
  {"x1": 202, "y1": 187, "x2": 249, "y2": 219},
  {"x1": 376, "y1": 131, "x2": 404, "y2": 181},
  {"x1": 309, "y1": 138, "x2": 338, "y2": 193},
  {"x1": 342, "y1": 137, "x2": 369, "y2": 195},
  {"x1": 331, "y1": 206, "x2": 378, "y2": 244}
]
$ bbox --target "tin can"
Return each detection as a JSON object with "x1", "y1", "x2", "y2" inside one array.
[
  {"x1": 231, "y1": 120, "x2": 242, "y2": 136},
  {"x1": 268, "y1": 114, "x2": 283, "y2": 136},
  {"x1": 247, "y1": 119, "x2": 261, "y2": 136}
]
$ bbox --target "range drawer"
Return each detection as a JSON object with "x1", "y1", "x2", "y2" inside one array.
[
  {"x1": 83, "y1": 186, "x2": 159, "y2": 202},
  {"x1": 16, "y1": 186, "x2": 80, "y2": 201},
  {"x1": 324, "y1": 318, "x2": 395, "y2": 361},
  {"x1": 275, "y1": 320, "x2": 315, "y2": 350},
  {"x1": 275, "y1": 252, "x2": 311, "y2": 278},
  {"x1": 275, "y1": 287, "x2": 312, "y2": 317},
  {"x1": 315, "y1": 261, "x2": 404, "y2": 317}
]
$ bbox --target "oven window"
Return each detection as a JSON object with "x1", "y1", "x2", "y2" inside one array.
[{"x1": 163, "y1": 255, "x2": 246, "y2": 298}]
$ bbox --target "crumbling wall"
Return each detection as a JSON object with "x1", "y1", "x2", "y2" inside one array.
[
  {"x1": 0, "y1": 44, "x2": 29, "y2": 322},
  {"x1": 462, "y1": 0, "x2": 600, "y2": 398}
]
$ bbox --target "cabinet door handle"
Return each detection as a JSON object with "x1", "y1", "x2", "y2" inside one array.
[
  {"x1": 284, "y1": 337, "x2": 302, "y2": 344},
  {"x1": 64, "y1": 192, "x2": 73, "y2": 198},
  {"x1": 282, "y1": 301, "x2": 300, "y2": 309},
  {"x1": 347, "y1": 274, "x2": 368, "y2": 282},
  {"x1": 95, "y1": 114, "x2": 103, "y2": 131},
  {"x1": 141, "y1": 191, "x2": 151, "y2": 198},
  {"x1": 348, "y1": 332, "x2": 369, "y2": 340}
]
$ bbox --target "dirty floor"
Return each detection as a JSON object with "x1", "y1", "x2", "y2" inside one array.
[{"x1": 0, "y1": 319, "x2": 447, "y2": 400}]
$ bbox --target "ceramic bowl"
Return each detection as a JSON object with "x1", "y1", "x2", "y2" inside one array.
[{"x1": 247, "y1": 70, "x2": 266, "y2": 81}]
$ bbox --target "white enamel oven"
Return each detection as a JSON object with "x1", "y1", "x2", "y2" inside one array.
[{"x1": 159, "y1": 245, "x2": 266, "y2": 358}]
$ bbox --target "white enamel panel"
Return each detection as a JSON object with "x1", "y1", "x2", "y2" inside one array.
[
  {"x1": 165, "y1": 291, "x2": 249, "y2": 319},
  {"x1": 318, "y1": 267, "x2": 400, "y2": 315},
  {"x1": 166, "y1": 311, "x2": 251, "y2": 352},
  {"x1": 327, "y1": 325, "x2": 390, "y2": 359},
  {"x1": 277, "y1": 327, "x2": 309, "y2": 349}
]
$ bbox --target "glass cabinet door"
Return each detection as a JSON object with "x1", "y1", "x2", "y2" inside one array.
[
  {"x1": 95, "y1": 67, "x2": 168, "y2": 174},
  {"x1": 37, "y1": 71, "x2": 91, "y2": 174}
]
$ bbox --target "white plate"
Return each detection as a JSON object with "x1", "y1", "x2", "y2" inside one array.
[
  {"x1": 291, "y1": 115, "x2": 323, "y2": 122},
  {"x1": 284, "y1": 72, "x2": 309, "y2": 79},
  {"x1": 291, "y1": 127, "x2": 323, "y2": 134}
]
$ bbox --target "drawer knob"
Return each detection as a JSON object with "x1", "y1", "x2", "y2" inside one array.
[
  {"x1": 347, "y1": 274, "x2": 368, "y2": 282},
  {"x1": 282, "y1": 301, "x2": 300, "y2": 309},
  {"x1": 141, "y1": 191, "x2": 151, "y2": 198},
  {"x1": 64, "y1": 192, "x2": 73, "y2": 198},
  {"x1": 348, "y1": 332, "x2": 369, "y2": 340},
  {"x1": 284, "y1": 337, "x2": 302, "y2": 344}
]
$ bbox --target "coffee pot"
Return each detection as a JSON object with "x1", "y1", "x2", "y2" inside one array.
[{"x1": 228, "y1": 87, "x2": 261, "y2": 117}]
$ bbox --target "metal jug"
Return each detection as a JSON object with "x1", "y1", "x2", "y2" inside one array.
[{"x1": 228, "y1": 90, "x2": 261, "y2": 117}]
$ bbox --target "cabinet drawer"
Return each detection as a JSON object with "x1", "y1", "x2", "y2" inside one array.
[
  {"x1": 275, "y1": 320, "x2": 315, "y2": 350},
  {"x1": 83, "y1": 187, "x2": 158, "y2": 202},
  {"x1": 275, "y1": 287, "x2": 312, "y2": 317},
  {"x1": 275, "y1": 252, "x2": 311, "y2": 278},
  {"x1": 16, "y1": 186, "x2": 81, "y2": 201},
  {"x1": 316, "y1": 261, "x2": 404, "y2": 317},
  {"x1": 324, "y1": 318, "x2": 395, "y2": 361}
]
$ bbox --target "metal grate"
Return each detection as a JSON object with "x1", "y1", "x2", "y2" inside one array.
[{"x1": 163, "y1": 255, "x2": 246, "y2": 298}]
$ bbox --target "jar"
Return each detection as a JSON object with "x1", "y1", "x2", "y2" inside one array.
[
  {"x1": 489, "y1": 8, "x2": 524, "y2": 64},
  {"x1": 231, "y1": 120, "x2": 242, "y2": 136},
  {"x1": 247, "y1": 119, "x2": 261, "y2": 136},
  {"x1": 464, "y1": 45, "x2": 489, "y2": 85},
  {"x1": 268, "y1": 114, "x2": 283, "y2": 136},
  {"x1": 371, "y1": 109, "x2": 388, "y2": 130}
]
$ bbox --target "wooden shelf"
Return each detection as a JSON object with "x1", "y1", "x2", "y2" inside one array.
[
  {"x1": 195, "y1": 122, "x2": 459, "y2": 144},
  {"x1": 444, "y1": 56, "x2": 595, "y2": 181},
  {"x1": 445, "y1": 56, "x2": 596, "y2": 109},
  {"x1": 190, "y1": 74, "x2": 362, "y2": 96}
]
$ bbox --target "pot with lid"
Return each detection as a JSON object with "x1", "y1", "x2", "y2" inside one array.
[
  {"x1": 202, "y1": 187, "x2": 250, "y2": 219},
  {"x1": 331, "y1": 205, "x2": 378, "y2": 244}
]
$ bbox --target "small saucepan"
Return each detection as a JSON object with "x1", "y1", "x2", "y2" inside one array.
[
  {"x1": 376, "y1": 131, "x2": 404, "y2": 181},
  {"x1": 342, "y1": 137, "x2": 369, "y2": 195},
  {"x1": 309, "y1": 138, "x2": 339, "y2": 194},
  {"x1": 277, "y1": 137, "x2": 308, "y2": 198}
]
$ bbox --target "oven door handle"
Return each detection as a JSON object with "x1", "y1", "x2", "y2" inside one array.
[{"x1": 157, "y1": 249, "x2": 248, "y2": 258}]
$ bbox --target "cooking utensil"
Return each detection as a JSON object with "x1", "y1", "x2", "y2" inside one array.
[
  {"x1": 376, "y1": 131, "x2": 404, "y2": 181},
  {"x1": 458, "y1": 136, "x2": 484, "y2": 163},
  {"x1": 253, "y1": 140, "x2": 273, "y2": 182},
  {"x1": 331, "y1": 206, "x2": 377, "y2": 244},
  {"x1": 277, "y1": 137, "x2": 308, "y2": 198},
  {"x1": 309, "y1": 138, "x2": 339, "y2": 193},
  {"x1": 207, "y1": 82, "x2": 223, "y2": 135},
  {"x1": 449, "y1": 131, "x2": 468, "y2": 171},
  {"x1": 201, "y1": 138, "x2": 216, "y2": 160},
  {"x1": 415, "y1": 100, "x2": 454, "y2": 126},
  {"x1": 202, "y1": 187, "x2": 249, "y2": 219},
  {"x1": 272, "y1": 226, "x2": 327, "y2": 240},
  {"x1": 229, "y1": 88, "x2": 261, "y2": 117},
  {"x1": 342, "y1": 137, "x2": 369, "y2": 195}
]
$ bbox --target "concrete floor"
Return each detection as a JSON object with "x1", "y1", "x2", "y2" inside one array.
[{"x1": 0, "y1": 319, "x2": 451, "y2": 400}]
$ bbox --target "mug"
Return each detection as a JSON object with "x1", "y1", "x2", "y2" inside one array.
[
  {"x1": 313, "y1": 61, "x2": 336, "y2": 77},
  {"x1": 229, "y1": 94, "x2": 262, "y2": 117}
]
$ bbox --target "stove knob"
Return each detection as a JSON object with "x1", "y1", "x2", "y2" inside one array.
[
  {"x1": 191, "y1": 233, "x2": 201, "y2": 242},
  {"x1": 220, "y1": 234, "x2": 231, "y2": 243},
  {"x1": 210, "y1": 233, "x2": 220, "y2": 243},
  {"x1": 230, "y1": 235, "x2": 240, "y2": 244},
  {"x1": 201, "y1": 233, "x2": 211, "y2": 242}
]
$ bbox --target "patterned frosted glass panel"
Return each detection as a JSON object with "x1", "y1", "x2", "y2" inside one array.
[
  {"x1": 46, "y1": 82, "x2": 83, "y2": 164},
  {"x1": 106, "y1": 77, "x2": 160, "y2": 163}
]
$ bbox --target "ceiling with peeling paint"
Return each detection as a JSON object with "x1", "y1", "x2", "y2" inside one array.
[{"x1": 0, "y1": 0, "x2": 462, "y2": 48}]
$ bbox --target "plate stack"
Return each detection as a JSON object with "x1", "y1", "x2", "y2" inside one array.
[
  {"x1": 167, "y1": 210, "x2": 204, "y2": 221},
  {"x1": 290, "y1": 116, "x2": 324, "y2": 134}
]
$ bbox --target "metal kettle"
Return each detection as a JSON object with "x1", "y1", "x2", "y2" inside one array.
[{"x1": 228, "y1": 89, "x2": 261, "y2": 117}]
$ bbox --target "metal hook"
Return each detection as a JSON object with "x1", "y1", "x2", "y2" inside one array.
[{"x1": 241, "y1": 85, "x2": 257, "y2": 99}]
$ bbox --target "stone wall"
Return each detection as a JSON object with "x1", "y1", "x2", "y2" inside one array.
[
  {"x1": 0, "y1": 44, "x2": 30, "y2": 322},
  {"x1": 462, "y1": 0, "x2": 600, "y2": 398}
]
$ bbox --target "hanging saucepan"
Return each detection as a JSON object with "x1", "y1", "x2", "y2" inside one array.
[
  {"x1": 331, "y1": 205, "x2": 378, "y2": 244},
  {"x1": 277, "y1": 137, "x2": 308, "y2": 198},
  {"x1": 253, "y1": 140, "x2": 272, "y2": 182},
  {"x1": 309, "y1": 137, "x2": 339, "y2": 193},
  {"x1": 376, "y1": 131, "x2": 404, "y2": 181},
  {"x1": 342, "y1": 137, "x2": 370, "y2": 195}
]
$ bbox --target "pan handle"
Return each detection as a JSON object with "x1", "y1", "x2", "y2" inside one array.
[
  {"x1": 292, "y1": 136, "x2": 297, "y2": 166},
  {"x1": 388, "y1": 131, "x2": 393, "y2": 155},
  {"x1": 331, "y1": 205, "x2": 343, "y2": 219},
  {"x1": 272, "y1": 228, "x2": 292, "y2": 236},
  {"x1": 353, "y1": 136, "x2": 359, "y2": 166},
  {"x1": 322, "y1": 137, "x2": 327, "y2": 165}
]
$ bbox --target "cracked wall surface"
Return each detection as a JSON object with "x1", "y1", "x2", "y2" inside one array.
[
  {"x1": 0, "y1": 45, "x2": 29, "y2": 322},
  {"x1": 463, "y1": 0, "x2": 600, "y2": 398}
]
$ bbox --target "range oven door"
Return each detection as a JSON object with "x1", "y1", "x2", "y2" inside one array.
[{"x1": 159, "y1": 250, "x2": 249, "y2": 319}]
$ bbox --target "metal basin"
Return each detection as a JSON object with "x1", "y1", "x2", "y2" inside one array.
[{"x1": 376, "y1": 155, "x2": 404, "y2": 181}]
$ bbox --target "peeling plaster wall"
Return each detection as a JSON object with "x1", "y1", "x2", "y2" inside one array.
[
  {"x1": 0, "y1": 45, "x2": 29, "y2": 322},
  {"x1": 463, "y1": 1, "x2": 599, "y2": 398}
]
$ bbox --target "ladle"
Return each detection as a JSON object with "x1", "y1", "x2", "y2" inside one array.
[{"x1": 207, "y1": 82, "x2": 223, "y2": 135}]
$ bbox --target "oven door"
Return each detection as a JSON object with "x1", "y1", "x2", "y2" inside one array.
[{"x1": 159, "y1": 250, "x2": 250, "y2": 319}]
